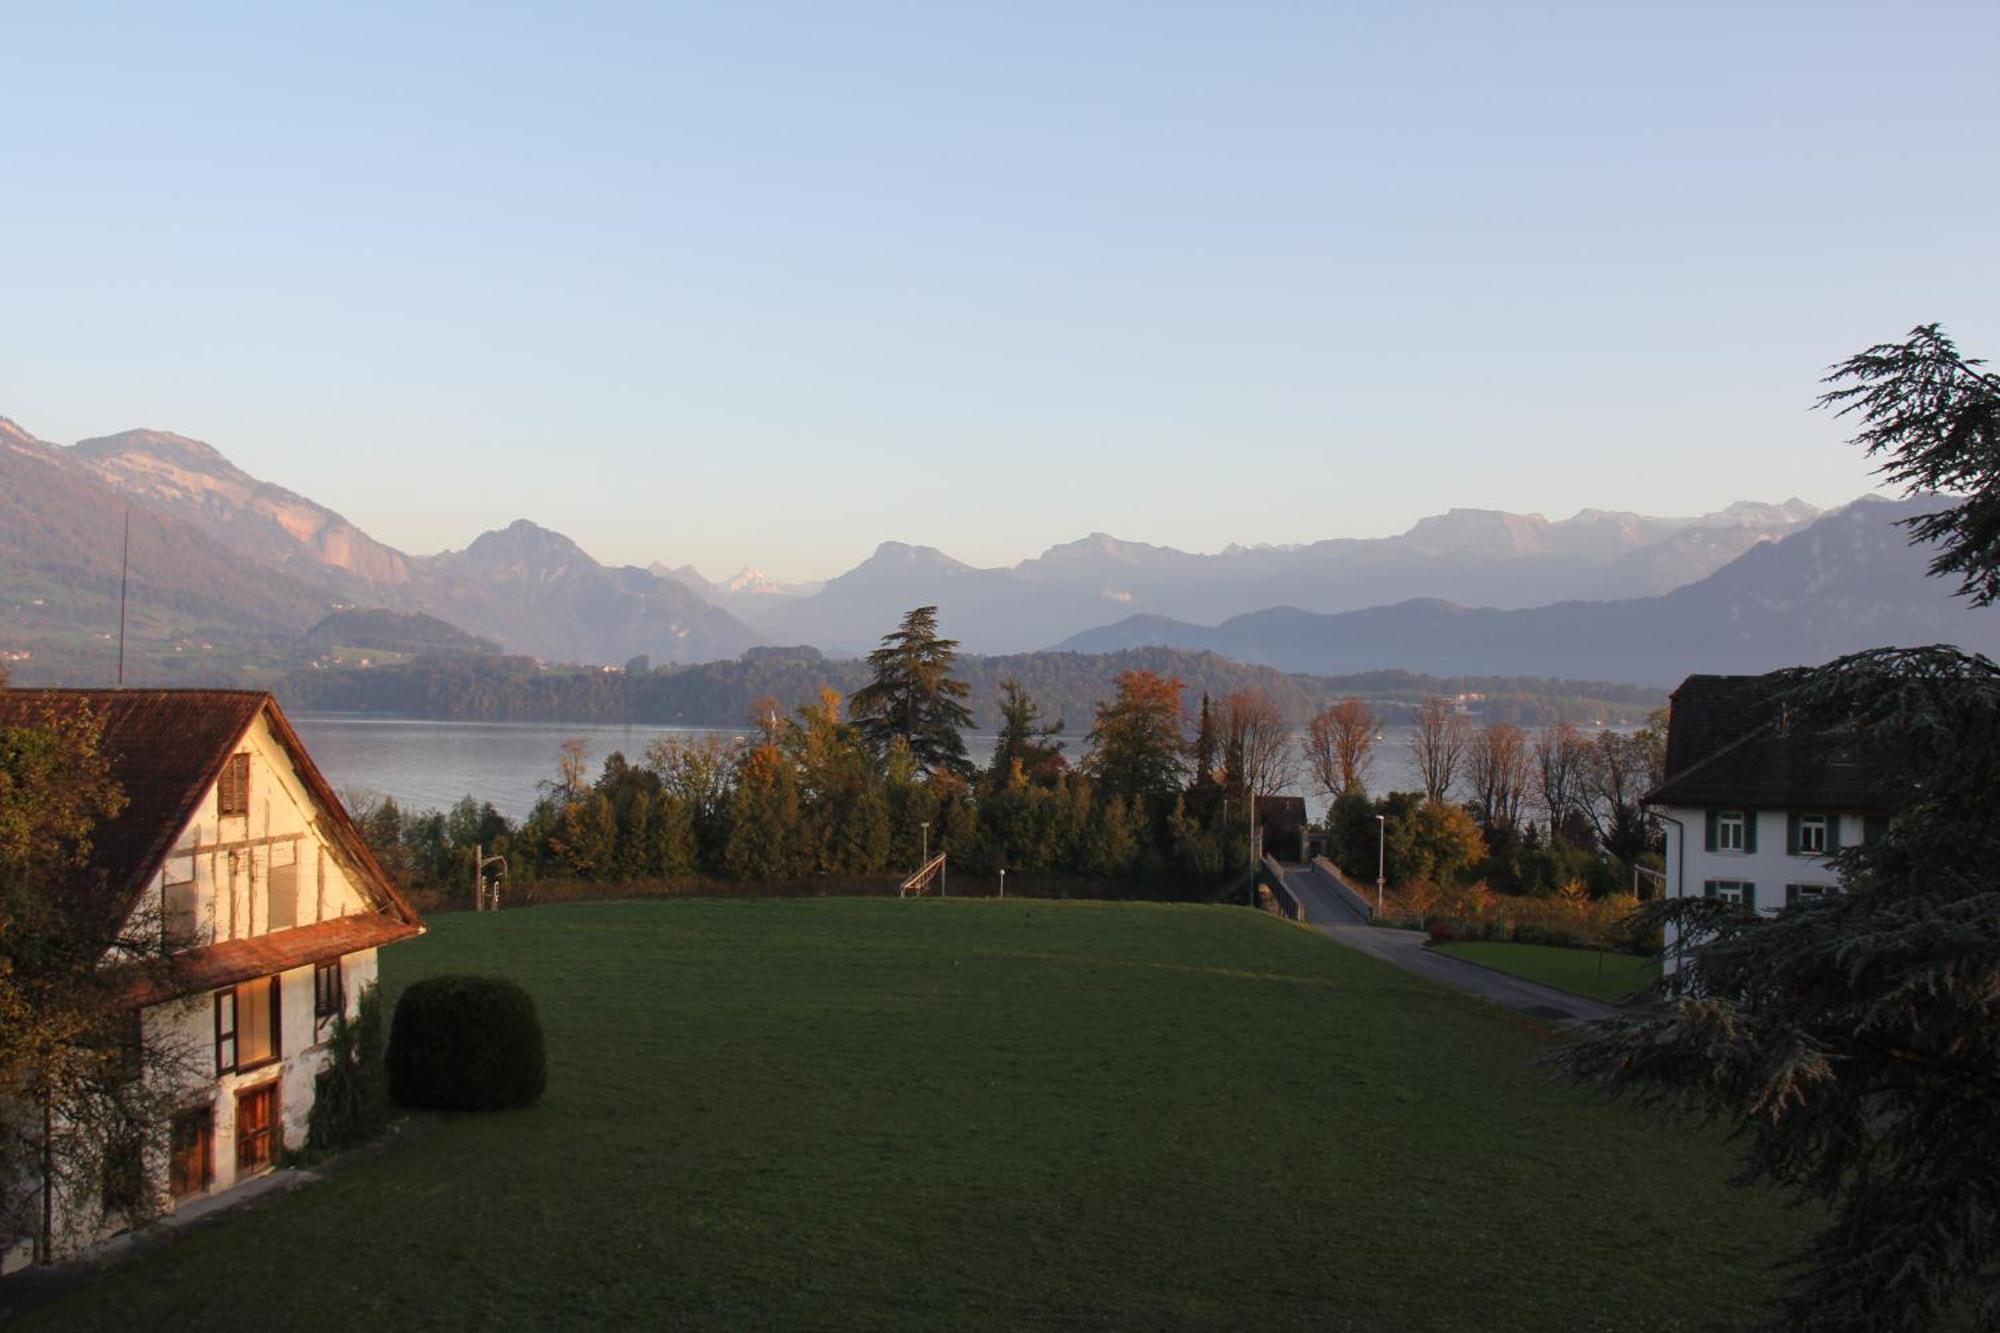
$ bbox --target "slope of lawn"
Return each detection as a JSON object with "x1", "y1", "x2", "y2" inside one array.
[
  {"x1": 28, "y1": 899, "x2": 1804, "y2": 1331},
  {"x1": 1432, "y1": 940, "x2": 1661, "y2": 1004}
]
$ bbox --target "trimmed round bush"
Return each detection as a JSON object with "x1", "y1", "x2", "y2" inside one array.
[{"x1": 387, "y1": 974, "x2": 547, "y2": 1111}]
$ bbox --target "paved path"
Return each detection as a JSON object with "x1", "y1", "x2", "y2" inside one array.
[{"x1": 1275, "y1": 863, "x2": 1617, "y2": 1024}]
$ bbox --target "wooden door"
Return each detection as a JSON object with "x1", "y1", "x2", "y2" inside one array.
[
  {"x1": 170, "y1": 1108, "x2": 212, "y2": 1197},
  {"x1": 235, "y1": 1083, "x2": 278, "y2": 1176}
]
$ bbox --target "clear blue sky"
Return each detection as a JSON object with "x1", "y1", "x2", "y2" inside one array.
[{"x1": 4, "y1": 2, "x2": 1996, "y2": 582}]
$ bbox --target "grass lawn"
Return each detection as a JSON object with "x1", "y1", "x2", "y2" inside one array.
[
  {"x1": 28, "y1": 899, "x2": 1802, "y2": 1331},
  {"x1": 1433, "y1": 940, "x2": 1662, "y2": 1005}
]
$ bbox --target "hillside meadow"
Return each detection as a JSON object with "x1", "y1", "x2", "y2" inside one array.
[{"x1": 25, "y1": 899, "x2": 1811, "y2": 1331}]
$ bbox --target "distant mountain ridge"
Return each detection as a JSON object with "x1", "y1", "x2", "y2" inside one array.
[
  {"x1": 1055, "y1": 497, "x2": 1997, "y2": 684},
  {"x1": 73, "y1": 429, "x2": 413, "y2": 590},
  {"x1": 740, "y1": 500, "x2": 1823, "y2": 654},
  {"x1": 44, "y1": 424, "x2": 761, "y2": 668},
  {"x1": 0, "y1": 417, "x2": 332, "y2": 681},
  {"x1": 2, "y1": 408, "x2": 1918, "y2": 690}
]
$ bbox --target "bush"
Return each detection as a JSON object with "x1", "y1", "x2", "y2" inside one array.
[
  {"x1": 387, "y1": 974, "x2": 548, "y2": 1111},
  {"x1": 309, "y1": 984, "x2": 389, "y2": 1152}
]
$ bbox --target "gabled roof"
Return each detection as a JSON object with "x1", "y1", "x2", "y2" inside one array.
[
  {"x1": 0, "y1": 688, "x2": 421, "y2": 939},
  {"x1": 1647, "y1": 674, "x2": 1907, "y2": 811}
]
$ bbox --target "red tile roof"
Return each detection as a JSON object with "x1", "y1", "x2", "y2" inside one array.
[
  {"x1": 125, "y1": 912, "x2": 422, "y2": 1007},
  {"x1": 0, "y1": 689, "x2": 422, "y2": 981}
]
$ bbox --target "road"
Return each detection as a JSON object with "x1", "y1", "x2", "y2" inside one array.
[{"x1": 1274, "y1": 862, "x2": 1617, "y2": 1024}]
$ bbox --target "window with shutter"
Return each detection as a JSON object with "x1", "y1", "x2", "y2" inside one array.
[
  {"x1": 217, "y1": 753, "x2": 250, "y2": 818},
  {"x1": 1705, "y1": 879, "x2": 1756, "y2": 908},
  {"x1": 1796, "y1": 813, "x2": 1828, "y2": 855}
]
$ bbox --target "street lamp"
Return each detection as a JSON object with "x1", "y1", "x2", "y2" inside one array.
[
  {"x1": 920, "y1": 821, "x2": 930, "y2": 865},
  {"x1": 1374, "y1": 814, "x2": 1386, "y2": 920}
]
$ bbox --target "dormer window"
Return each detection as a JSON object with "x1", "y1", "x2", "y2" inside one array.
[{"x1": 218, "y1": 753, "x2": 250, "y2": 818}]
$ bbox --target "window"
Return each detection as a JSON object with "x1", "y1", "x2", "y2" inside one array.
[
  {"x1": 1712, "y1": 810, "x2": 1749, "y2": 852},
  {"x1": 162, "y1": 854, "x2": 198, "y2": 946},
  {"x1": 169, "y1": 1107, "x2": 213, "y2": 1198},
  {"x1": 1786, "y1": 883, "x2": 1840, "y2": 907},
  {"x1": 215, "y1": 977, "x2": 281, "y2": 1075},
  {"x1": 268, "y1": 842, "x2": 299, "y2": 931},
  {"x1": 1789, "y1": 812, "x2": 1840, "y2": 857},
  {"x1": 1797, "y1": 813, "x2": 1827, "y2": 855},
  {"x1": 1705, "y1": 879, "x2": 1756, "y2": 909},
  {"x1": 314, "y1": 959, "x2": 344, "y2": 1027},
  {"x1": 217, "y1": 753, "x2": 250, "y2": 818},
  {"x1": 235, "y1": 1083, "x2": 278, "y2": 1176}
]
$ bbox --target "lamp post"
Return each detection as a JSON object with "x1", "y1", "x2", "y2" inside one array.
[
  {"x1": 1249, "y1": 789, "x2": 1258, "y2": 869},
  {"x1": 920, "y1": 821, "x2": 930, "y2": 866},
  {"x1": 1374, "y1": 814, "x2": 1386, "y2": 919}
]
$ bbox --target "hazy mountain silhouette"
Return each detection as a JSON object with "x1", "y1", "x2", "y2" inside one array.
[
  {"x1": 1054, "y1": 498, "x2": 1994, "y2": 684},
  {"x1": 46, "y1": 422, "x2": 761, "y2": 667},
  {"x1": 746, "y1": 502, "x2": 1820, "y2": 654}
]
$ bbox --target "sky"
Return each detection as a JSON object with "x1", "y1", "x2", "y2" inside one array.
[{"x1": 3, "y1": 2, "x2": 1997, "y2": 584}]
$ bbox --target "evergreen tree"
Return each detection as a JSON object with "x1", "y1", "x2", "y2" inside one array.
[
  {"x1": 1191, "y1": 692, "x2": 1219, "y2": 787},
  {"x1": 988, "y1": 678, "x2": 1066, "y2": 785},
  {"x1": 848, "y1": 606, "x2": 975, "y2": 779},
  {"x1": 1565, "y1": 324, "x2": 2000, "y2": 1332}
]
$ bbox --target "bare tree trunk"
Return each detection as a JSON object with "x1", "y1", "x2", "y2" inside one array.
[
  {"x1": 1409, "y1": 697, "x2": 1469, "y2": 804},
  {"x1": 1305, "y1": 698, "x2": 1378, "y2": 798}
]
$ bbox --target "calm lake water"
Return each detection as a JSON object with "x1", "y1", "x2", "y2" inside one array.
[{"x1": 290, "y1": 713, "x2": 1444, "y2": 823}]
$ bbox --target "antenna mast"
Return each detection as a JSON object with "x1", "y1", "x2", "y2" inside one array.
[{"x1": 116, "y1": 506, "x2": 130, "y2": 687}]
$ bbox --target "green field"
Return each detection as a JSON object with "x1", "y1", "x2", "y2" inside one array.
[
  {"x1": 29, "y1": 899, "x2": 1802, "y2": 1331},
  {"x1": 1433, "y1": 940, "x2": 1662, "y2": 1005}
]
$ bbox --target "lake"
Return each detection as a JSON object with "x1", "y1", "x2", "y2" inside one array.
[{"x1": 289, "y1": 713, "x2": 1455, "y2": 823}]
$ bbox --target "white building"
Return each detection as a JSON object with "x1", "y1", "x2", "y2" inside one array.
[
  {"x1": 1647, "y1": 674, "x2": 1897, "y2": 972},
  {"x1": 0, "y1": 689, "x2": 424, "y2": 1269}
]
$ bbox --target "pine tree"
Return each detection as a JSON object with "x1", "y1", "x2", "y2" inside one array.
[
  {"x1": 1564, "y1": 325, "x2": 2000, "y2": 1333},
  {"x1": 1191, "y1": 692, "x2": 1219, "y2": 787},
  {"x1": 848, "y1": 606, "x2": 975, "y2": 780},
  {"x1": 988, "y1": 678, "x2": 1065, "y2": 785}
]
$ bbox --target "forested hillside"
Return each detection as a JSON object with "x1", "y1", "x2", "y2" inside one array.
[{"x1": 280, "y1": 646, "x2": 1661, "y2": 729}]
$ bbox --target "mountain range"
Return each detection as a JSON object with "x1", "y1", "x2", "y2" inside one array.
[
  {"x1": 3, "y1": 411, "x2": 1992, "y2": 692},
  {"x1": 1055, "y1": 495, "x2": 2000, "y2": 685},
  {"x1": 730, "y1": 501, "x2": 1825, "y2": 654},
  {"x1": 2, "y1": 418, "x2": 760, "y2": 673}
]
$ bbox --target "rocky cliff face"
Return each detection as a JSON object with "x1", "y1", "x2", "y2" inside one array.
[{"x1": 71, "y1": 429, "x2": 414, "y2": 588}]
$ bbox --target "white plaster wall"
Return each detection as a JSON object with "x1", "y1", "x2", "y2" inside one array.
[
  {"x1": 133, "y1": 709, "x2": 370, "y2": 950},
  {"x1": 1663, "y1": 807, "x2": 1852, "y2": 912},
  {"x1": 1661, "y1": 807, "x2": 1864, "y2": 973},
  {"x1": 141, "y1": 949, "x2": 379, "y2": 1202}
]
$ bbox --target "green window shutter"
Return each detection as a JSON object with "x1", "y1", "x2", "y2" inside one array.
[
  {"x1": 1703, "y1": 881, "x2": 1717, "y2": 899},
  {"x1": 1704, "y1": 810, "x2": 1718, "y2": 852},
  {"x1": 1743, "y1": 809, "x2": 1758, "y2": 854},
  {"x1": 1743, "y1": 882, "x2": 1757, "y2": 911},
  {"x1": 1786, "y1": 812, "x2": 1800, "y2": 856},
  {"x1": 1826, "y1": 814, "x2": 1841, "y2": 853}
]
